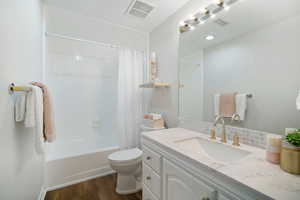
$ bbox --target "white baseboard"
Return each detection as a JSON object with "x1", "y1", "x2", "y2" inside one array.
[
  {"x1": 45, "y1": 167, "x2": 115, "y2": 193},
  {"x1": 38, "y1": 187, "x2": 47, "y2": 200}
]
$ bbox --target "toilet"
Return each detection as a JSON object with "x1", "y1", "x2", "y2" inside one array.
[{"x1": 108, "y1": 148, "x2": 143, "y2": 195}]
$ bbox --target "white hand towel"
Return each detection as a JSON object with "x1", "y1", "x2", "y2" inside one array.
[
  {"x1": 214, "y1": 94, "x2": 220, "y2": 117},
  {"x1": 236, "y1": 94, "x2": 247, "y2": 121},
  {"x1": 24, "y1": 86, "x2": 45, "y2": 154},
  {"x1": 33, "y1": 86, "x2": 45, "y2": 154},
  {"x1": 151, "y1": 113, "x2": 162, "y2": 120},
  {"x1": 24, "y1": 88, "x2": 35, "y2": 127},
  {"x1": 15, "y1": 93, "x2": 26, "y2": 122}
]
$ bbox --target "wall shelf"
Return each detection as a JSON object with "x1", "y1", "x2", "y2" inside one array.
[{"x1": 139, "y1": 82, "x2": 170, "y2": 88}]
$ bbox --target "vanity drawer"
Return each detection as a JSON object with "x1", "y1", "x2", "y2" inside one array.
[
  {"x1": 143, "y1": 146, "x2": 161, "y2": 173},
  {"x1": 143, "y1": 163, "x2": 161, "y2": 198},
  {"x1": 143, "y1": 185, "x2": 159, "y2": 200}
]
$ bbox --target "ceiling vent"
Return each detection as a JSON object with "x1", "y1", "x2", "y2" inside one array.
[
  {"x1": 126, "y1": 0, "x2": 156, "y2": 19},
  {"x1": 214, "y1": 19, "x2": 229, "y2": 26}
]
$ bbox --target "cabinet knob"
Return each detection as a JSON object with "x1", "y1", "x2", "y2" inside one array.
[
  {"x1": 202, "y1": 198, "x2": 210, "y2": 200},
  {"x1": 146, "y1": 176, "x2": 151, "y2": 180},
  {"x1": 146, "y1": 156, "x2": 151, "y2": 160}
]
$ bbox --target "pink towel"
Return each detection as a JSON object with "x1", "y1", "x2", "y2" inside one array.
[
  {"x1": 31, "y1": 82, "x2": 56, "y2": 142},
  {"x1": 219, "y1": 93, "x2": 237, "y2": 118}
]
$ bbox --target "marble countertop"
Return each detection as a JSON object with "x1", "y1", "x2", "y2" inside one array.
[{"x1": 142, "y1": 128, "x2": 300, "y2": 200}]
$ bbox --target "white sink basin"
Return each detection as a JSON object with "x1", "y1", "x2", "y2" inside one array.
[{"x1": 174, "y1": 137, "x2": 251, "y2": 163}]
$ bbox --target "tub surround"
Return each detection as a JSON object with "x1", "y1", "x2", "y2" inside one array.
[{"x1": 142, "y1": 128, "x2": 300, "y2": 200}]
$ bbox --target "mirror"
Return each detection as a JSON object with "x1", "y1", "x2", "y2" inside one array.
[{"x1": 178, "y1": 0, "x2": 300, "y2": 134}]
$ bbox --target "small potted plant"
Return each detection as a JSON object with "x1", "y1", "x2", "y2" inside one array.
[
  {"x1": 280, "y1": 130, "x2": 300, "y2": 174},
  {"x1": 286, "y1": 131, "x2": 300, "y2": 147}
]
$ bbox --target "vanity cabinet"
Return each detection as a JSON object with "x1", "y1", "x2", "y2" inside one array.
[
  {"x1": 142, "y1": 146, "x2": 162, "y2": 200},
  {"x1": 141, "y1": 129, "x2": 291, "y2": 200},
  {"x1": 162, "y1": 159, "x2": 217, "y2": 200},
  {"x1": 143, "y1": 164, "x2": 161, "y2": 198},
  {"x1": 142, "y1": 140, "x2": 246, "y2": 200},
  {"x1": 143, "y1": 185, "x2": 159, "y2": 200}
]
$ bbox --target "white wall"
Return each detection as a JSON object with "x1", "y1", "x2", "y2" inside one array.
[
  {"x1": 203, "y1": 14, "x2": 300, "y2": 134},
  {"x1": 45, "y1": 5, "x2": 148, "y2": 52},
  {"x1": 45, "y1": 5, "x2": 149, "y2": 128},
  {"x1": 0, "y1": 0, "x2": 44, "y2": 200},
  {"x1": 150, "y1": 0, "x2": 300, "y2": 133},
  {"x1": 179, "y1": 51, "x2": 204, "y2": 121},
  {"x1": 149, "y1": 0, "x2": 208, "y2": 127}
]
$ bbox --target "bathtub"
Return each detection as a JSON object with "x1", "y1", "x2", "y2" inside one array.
[{"x1": 45, "y1": 137, "x2": 119, "y2": 190}]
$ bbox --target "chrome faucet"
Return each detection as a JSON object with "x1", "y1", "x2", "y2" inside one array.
[{"x1": 214, "y1": 115, "x2": 227, "y2": 143}]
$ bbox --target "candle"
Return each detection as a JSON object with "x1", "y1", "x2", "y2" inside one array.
[
  {"x1": 266, "y1": 134, "x2": 282, "y2": 147},
  {"x1": 151, "y1": 52, "x2": 156, "y2": 63},
  {"x1": 266, "y1": 134, "x2": 282, "y2": 164}
]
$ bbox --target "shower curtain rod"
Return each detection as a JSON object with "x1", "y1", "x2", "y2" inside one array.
[{"x1": 45, "y1": 32, "x2": 120, "y2": 49}]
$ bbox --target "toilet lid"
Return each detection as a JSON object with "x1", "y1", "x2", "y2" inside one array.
[{"x1": 108, "y1": 148, "x2": 143, "y2": 163}]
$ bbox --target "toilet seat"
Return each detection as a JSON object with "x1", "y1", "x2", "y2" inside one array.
[{"x1": 108, "y1": 148, "x2": 142, "y2": 166}]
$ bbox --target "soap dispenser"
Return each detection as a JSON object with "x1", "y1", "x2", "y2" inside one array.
[{"x1": 296, "y1": 90, "x2": 300, "y2": 110}]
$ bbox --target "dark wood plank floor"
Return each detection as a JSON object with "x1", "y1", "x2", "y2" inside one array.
[{"x1": 45, "y1": 174, "x2": 142, "y2": 200}]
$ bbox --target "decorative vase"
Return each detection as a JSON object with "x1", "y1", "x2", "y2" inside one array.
[{"x1": 280, "y1": 140, "x2": 300, "y2": 174}]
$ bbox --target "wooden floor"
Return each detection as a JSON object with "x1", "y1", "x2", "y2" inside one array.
[{"x1": 45, "y1": 175, "x2": 142, "y2": 200}]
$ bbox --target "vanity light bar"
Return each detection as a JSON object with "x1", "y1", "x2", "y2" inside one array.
[
  {"x1": 224, "y1": 0, "x2": 239, "y2": 6},
  {"x1": 179, "y1": 0, "x2": 240, "y2": 33}
]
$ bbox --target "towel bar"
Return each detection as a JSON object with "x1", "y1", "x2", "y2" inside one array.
[
  {"x1": 9, "y1": 83, "x2": 32, "y2": 94},
  {"x1": 246, "y1": 94, "x2": 253, "y2": 98}
]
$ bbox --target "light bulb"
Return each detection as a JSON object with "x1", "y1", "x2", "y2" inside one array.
[
  {"x1": 215, "y1": 0, "x2": 223, "y2": 4},
  {"x1": 189, "y1": 15, "x2": 196, "y2": 20},
  {"x1": 179, "y1": 21, "x2": 186, "y2": 26},
  {"x1": 224, "y1": 5, "x2": 230, "y2": 11},
  {"x1": 199, "y1": 7, "x2": 208, "y2": 14}
]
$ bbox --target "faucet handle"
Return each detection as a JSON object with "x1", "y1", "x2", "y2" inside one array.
[
  {"x1": 214, "y1": 115, "x2": 219, "y2": 120},
  {"x1": 231, "y1": 114, "x2": 240, "y2": 123},
  {"x1": 220, "y1": 126, "x2": 227, "y2": 143},
  {"x1": 210, "y1": 128, "x2": 216, "y2": 140},
  {"x1": 232, "y1": 135, "x2": 240, "y2": 146}
]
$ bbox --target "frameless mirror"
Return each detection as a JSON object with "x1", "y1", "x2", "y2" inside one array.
[{"x1": 178, "y1": 0, "x2": 300, "y2": 134}]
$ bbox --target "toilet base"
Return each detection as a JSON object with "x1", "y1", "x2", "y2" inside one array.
[{"x1": 115, "y1": 174, "x2": 142, "y2": 195}]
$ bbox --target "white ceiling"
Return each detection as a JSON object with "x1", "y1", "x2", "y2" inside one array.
[
  {"x1": 45, "y1": 0, "x2": 191, "y2": 32},
  {"x1": 180, "y1": 0, "x2": 300, "y2": 57}
]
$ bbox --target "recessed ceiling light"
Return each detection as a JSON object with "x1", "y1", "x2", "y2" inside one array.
[
  {"x1": 205, "y1": 35, "x2": 215, "y2": 40},
  {"x1": 75, "y1": 55, "x2": 83, "y2": 61}
]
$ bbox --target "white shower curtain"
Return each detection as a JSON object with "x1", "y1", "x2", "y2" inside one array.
[{"x1": 117, "y1": 48, "x2": 145, "y2": 149}]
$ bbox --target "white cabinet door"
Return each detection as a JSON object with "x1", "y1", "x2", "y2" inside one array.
[
  {"x1": 143, "y1": 163, "x2": 161, "y2": 198},
  {"x1": 163, "y1": 159, "x2": 217, "y2": 200},
  {"x1": 218, "y1": 194, "x2": 232, "y2": 200},
  {"x1": 143, "y1": 146, "x2": 162, "y2": 174},
  {"x1": 143, "y1": 185, "x2": 159, "y2": 200}
]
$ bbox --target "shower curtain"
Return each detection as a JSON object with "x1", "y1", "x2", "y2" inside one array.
[{"x1": 117, "y1": 48, "x2": 145, "y2": 149}]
